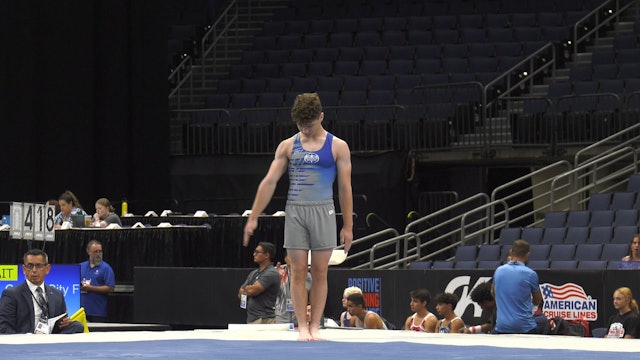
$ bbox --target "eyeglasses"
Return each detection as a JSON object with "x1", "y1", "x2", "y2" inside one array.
[{"x1": 24, "y1": 263, "x2": 47, "y2": 270}]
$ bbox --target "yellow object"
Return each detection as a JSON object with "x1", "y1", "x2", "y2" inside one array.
[
  {"x1": 121, "y1": 199, "x2": 128, "y2": 217},
  {"x1": 70, "y1": 307, "x2": 90, "y2": 333}
]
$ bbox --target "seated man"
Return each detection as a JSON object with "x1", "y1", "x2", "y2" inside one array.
[
  {"x1": 0, "y1": 249, "x2": 84, "y2": 334},
  {"x1": 346, "y1": 293, "x2": 387, "y2": 329},
  {"x1": 460, "y1": 280, "x2": 495, "y2": 334}
]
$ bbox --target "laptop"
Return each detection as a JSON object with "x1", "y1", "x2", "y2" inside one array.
[{"x1": 71, "y1": 214, "x2": 88, "y2": 228}]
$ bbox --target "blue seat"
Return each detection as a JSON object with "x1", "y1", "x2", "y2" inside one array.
[
  {"x1": 549, "y1": 244, "x2": 576, "y2": 261},
  {"x1": 527, "y1": 260, "x2": 549, "y2": 269},
  {"x1": 607, "y1": 261, "x2": 621, "y2": 269},
  {"x1": 498, "y1": 227, "x2": 521, "y2": 246},
  {"x1": 354, "y1": 31, "x2": 381, "y2": 47},
  {"x1": 520, "y1": 227, "x2": 544, "y2": 245},
  {"x1": 216, "y1": 79, "x2": 241, "y2": 94},
  {"x1": 564, "y1": 227, "x2": 589, "y2": 245},
  {"x1": 543, "y1": 211, "x2": 567, "y2": 228},
  {"x1": 588, "y1": 193, "x2": 612, "y2": 211},
  {"x1": 550, "y1": 260, "x2": 578, "y2": 269},
  {"x1": 306, "y1": 62, "x2": 333, "y2": 77},
  {"x1": 316, "y1": 76, "x2": 343, "y2": 92},
  {"x1": 566, "y1": 210, "x2": 591, "y2": 227},
  {"x1": 611, "y1": 226, "x2": 638, "y2": 244},
  {"x1": 291, "y1": 77, "x2": 318, "y2": 92},
  {"x1": 388, "y1": 60, "x2": 415, "y2": 75},
  {"x1": 383, "y1": 17, "x2": 407, "y2": 31},
  {"x1": 454, "y1": 260, "x2": 477, "y2": 269},
  {"x1": 341, "y1": 76, "x2": 369, "y2": 92},
  {"x1": 409, "y1": 261, "x2": 432, "y2": 270},
  {"x1": 432, "y1": 260, "x2": 454, "y2": 269},
  {"x1": 455, "y1": 245, "x2": 477, "y2": 261},
  {"x1": 577, "y1": 260, "x2": 607, "y2": 269},
  {"x1": 265, "y1": 77, "x2": 292, "y2": 93},
  {"x1": 593, "y1": 65, "x2": 618, "y2": 81},
  {"x1": 575, "y1": 244, "x2": 603, "y2": 261},
  {"x1": 477, "y1": 260, "x2": 501, "y2": 269},
  {"x1": 590, "y1": 210, "x2": 614, "y2": 227},
  {"x1": 333, "y1": 61, "x2": 360, "y2": 76},
  {"x1": 610, "y1": 192, "x2": 636, "y2": 210},
  {"x1": 339, "y1": 47, "x2": 365, "y2": 62},
  {"x1": 591, "y1": 327, "x2": 608, "y2": 338},
  {"x1": 364, "y1": 46, "x2": 390, "y2": 61},
  {"x1": 600, "y1": 243, "x2": 629, "y2": 261},
  {"x1": 477, "y1": 244, "x2": 501, "y2": 261},
  {"x1": 359, "y1": 60, "x2": 387, "y2": 76},
  {"x1": 541, "y1": 228, "x2": 565, "y2": 245},
  {"x1": 389, "y1": 45, "x2": 414, "y2": 60},
  {"x1": 500, "y1": 245, "x2": 511, "y2": 262},
  {"x1": 588, "y1": 226, "x2": 613, "y2": 244},
  {"x1": 615, "y1": 209, "x2": 639, "y2": 226},
  {"x1": 626, "y1": 174, "x2": 640, "y2": 192},
  {"x1": 528, "y1": 244, "x2": 551, "y2": 260},
  {"x1": 277, "y1": 63, "x2": 304, "y2": 78},
  {"x1": 314, "y1": 48, "x2": 339, "y2": 62},
  {"x1": 406, "y1": 30, "x2": 432, "y2": 45},
  {"x1": 368, "y1": 75, "x2": 395, "y2": 92}
]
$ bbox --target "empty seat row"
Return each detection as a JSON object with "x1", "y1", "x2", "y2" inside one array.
[
  {"x1": 569, "y1": 63, "x2": 640, "y2": 82},
  {"x1": 544, "y1": 209, "x2": 640, "y2": 228},
  {"x1": 263, "y1": 11, "x2": 585, "y2": 36},
  {"x1": 455, "y1": 243, "x2": 631, "y2": 263},
  {"x1": 252, "y1": 26, "x2": 569, "y2": 50},
  {"x1": 242, "y1": 43, "x2": 543, "y2": 65},
  {"x1": 410, "y1": 259, "x2": 624, "y2": 270},
  {"x1": 499, "y1": 225, "x2": 639, "y2": 245}
]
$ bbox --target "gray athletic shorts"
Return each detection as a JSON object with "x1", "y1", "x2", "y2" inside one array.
[{"x1": 284, "y1": 200, "x2": 337, "y2": 251}]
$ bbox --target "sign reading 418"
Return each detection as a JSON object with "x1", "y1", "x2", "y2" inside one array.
[{"x1": 10, "y1": 202, "x2": 56, "y2": 241}]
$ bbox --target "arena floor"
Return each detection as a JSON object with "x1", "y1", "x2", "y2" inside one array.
[{"x1": 1, "y1": 325, "x2": 638, "y2": 359}]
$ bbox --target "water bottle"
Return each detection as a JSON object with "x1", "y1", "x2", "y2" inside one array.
[{"x1": 121, "y1": 199, "x2": 128, "y2": 216}]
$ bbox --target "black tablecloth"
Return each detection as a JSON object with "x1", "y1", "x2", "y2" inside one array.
[{"x1": 0, "y1": 216, "x2": 286, "y2": 282}]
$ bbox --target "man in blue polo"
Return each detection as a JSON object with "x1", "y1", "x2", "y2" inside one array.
[
  {"x1": 492, "y1": 239, "x2": 543, "y2": 334},
  {"x1": 80, "y1": 240, "x2": 115, "y2": 322}
]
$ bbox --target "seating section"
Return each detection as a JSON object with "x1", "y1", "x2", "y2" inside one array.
[
  {"x1": 195, "y1": 0, "x2": 611, "y2": 154},
  {"x1": 408, "y1": 175, "x2": 639, "y2": 270}
]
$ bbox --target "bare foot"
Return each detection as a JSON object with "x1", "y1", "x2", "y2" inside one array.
[
  {"x1": 297, "y1": 327, "x2": 312, "y2": 341},
  {"x1": 310, "y1": 327, "x2": 325, "y2": 341}
]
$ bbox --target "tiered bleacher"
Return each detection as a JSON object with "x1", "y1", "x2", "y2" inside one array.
[
  {"x1": 413, "y1": 172, "x2": 640, "y2": 270},
  {"x1": 194, "y1": 0, "x2": 619, "y2": 154}
]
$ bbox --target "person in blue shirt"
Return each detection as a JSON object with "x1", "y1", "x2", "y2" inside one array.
[
  {"x1": 492, "y1": 239, "x2": 543, "y2": 334},
  {"x1": 54, "y1": 190, "x2": 87, "y2": 229},
  {"x1": 80, "y1": 240, "x2": 115, "y2": 322}
]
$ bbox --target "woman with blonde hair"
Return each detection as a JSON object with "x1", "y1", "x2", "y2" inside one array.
[
  {"x1": 92, "y1": 198, "x2": 122, "y2": 227},
  {"x1": 339, "y1": 286, "x2": 362, "y2": 327},
  {"x1": 605, "y1": 287, "x2": 639, "y2": 338}
]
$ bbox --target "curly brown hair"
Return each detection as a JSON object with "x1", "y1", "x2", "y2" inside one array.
[{"x1": 291, "y1": 93, "x2": 322, "y2": 125}]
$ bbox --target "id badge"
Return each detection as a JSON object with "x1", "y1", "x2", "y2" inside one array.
[
  {"x1": 286, "y1": 299, "x2": 294, "y2": 312},
  {"x1": 240, "y1": 293, "x2": 247, "y2": 309},
  {"x1": 34, "y1": 318, "x2": 50, "y2": 334}
]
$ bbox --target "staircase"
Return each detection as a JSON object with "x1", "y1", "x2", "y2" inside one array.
[{"x1": 169, "y1": 0, "x2": 290, "y2": 110}]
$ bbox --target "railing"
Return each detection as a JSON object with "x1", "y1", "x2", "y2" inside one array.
[
  {"x1": 404, "y1": 193, "x2": 490, "y2": 261},
  {"x1": 573, "y1": 0, "x2": 636, "y2": 58},
  {"x1": 490, "y1": 160, "x2": 573, "y2": 228},
  {"x1": 200, "y1": 1, "x2": 239, "y2": 88},
  {"x1": 550, "y1": 146, "x2": 638, "y2": 211},
  {"x1": 334, "y1": 228, "x2": 400, "y2": 269}
]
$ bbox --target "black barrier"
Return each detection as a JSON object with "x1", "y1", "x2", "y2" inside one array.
[{"x1": 135, "y1": 267, "x2": 637, "y2": 330}]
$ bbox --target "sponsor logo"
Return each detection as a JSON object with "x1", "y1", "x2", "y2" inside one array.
[
  {"x1": 540, "y1": 282, "x2": 598, "y2": 321},
  {"x1": 444, "y1": 276, "x2": 493, "y2": 318},
  {"x1": 347, "y1": 277, "x2": 381, "y2": 314}
]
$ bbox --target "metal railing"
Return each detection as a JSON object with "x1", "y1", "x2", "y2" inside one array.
[
  {"x1": 550, "y1": 146, "x2": 638, "y2": 211},
  {"x1": 573, "y1": 0, "x2": 636, "y2": 58}
]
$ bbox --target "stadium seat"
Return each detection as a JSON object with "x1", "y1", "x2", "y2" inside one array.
[
  {"x1": 575, "y1": 244, "x2": 603, "y2": 261},
  {"x1": 600, "y1": 243, "x2": 629, "y2": 261},
  {"x1": 541, "y1": 228, "x2": 566, "y2": 245},
  {"x1": 549, "y1": 244, "x2": 576, "y2": 261},
  {"x1": 498, "y1": 227, "x2": 521, "y2": 246},
  {"x1": 520, "y1": 227, "x2": 544, "y2": 245},
  {"x1": 543, "y1": 211, "x2": 567, "y2": 228},
  {"x1": 564, "y1": 227, "x2": 589, "y2": 245}
]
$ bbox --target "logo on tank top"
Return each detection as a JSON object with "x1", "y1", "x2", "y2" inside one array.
[{"x1": 303, "y1": 153, "x2": 320, "y2": 163}]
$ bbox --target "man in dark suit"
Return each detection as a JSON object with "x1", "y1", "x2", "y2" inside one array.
[{"x1": 0, "y1": 249, "x2": 84, "y2": 334}]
